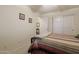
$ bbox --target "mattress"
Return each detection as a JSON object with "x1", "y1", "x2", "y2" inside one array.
[
  {"x1": 28, "y1": 40, "x2": 66, "y2": 54},
  {"x1": 47, "y1": 33, "x2": 79, "y2": 42},
  {"x1": 40, "y1": 34, "x2": 79, "y2": 53}
]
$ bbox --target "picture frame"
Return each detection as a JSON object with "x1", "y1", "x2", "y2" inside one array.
[
  {"x1": 36, "y1": 22, "x2": 40, "y2": 27},
  {"x1": 29, "y1": 18, "x2": 32, "y2": 23},
  {"x1": 19, "y1": 13, "x2": 25, "y2": 20}
]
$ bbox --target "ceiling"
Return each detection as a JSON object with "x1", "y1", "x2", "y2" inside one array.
[{"x1": 29, "y1": 5, "x2": 79, "y2": 14}]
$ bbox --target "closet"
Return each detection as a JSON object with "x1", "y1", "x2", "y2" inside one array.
[
  {"x1": 63, "y1": 15, "x2": 74, "y2": 35},
  {"x1": 52, "y1": 14, "x2": 79, "y2": 36},
  {"x1": 53, "y1": 16, "x2": 63, "y2": 34}
]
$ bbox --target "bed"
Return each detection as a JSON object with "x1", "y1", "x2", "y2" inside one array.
[{"x1": 28, "y1": 33, "x2": 79, "y2": 54}]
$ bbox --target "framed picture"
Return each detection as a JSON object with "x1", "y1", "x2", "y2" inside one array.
[
  {"x1": 36, "y1": 22, "x2": 40, "y2": 27},
  {"x1": 29, "y1": 18, "x2": 32, "y2": 23},
  {"x1": 19, "y1": 13, "x2": 25, "y2": 20},
  {"x1": 36, "y1": 28, "x2": 40, "y2": 35}
]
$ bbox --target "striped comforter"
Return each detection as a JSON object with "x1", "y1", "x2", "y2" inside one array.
[{"x1": 40, "y1": 34, "x2": 79, "y2": 53}]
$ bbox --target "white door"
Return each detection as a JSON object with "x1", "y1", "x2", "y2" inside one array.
[
  {"x1": 63, "y1": 15, "x2": 74, "y2": 35},
  {"x1": 73, "y1": 14, "x2": 79, "y2": 35},
  {"x1": 53, "y1": 16, "x2": 63, "y2": 34},
  {"x1": 53, "y1": 15, "x2": 74, "y2": 35}
]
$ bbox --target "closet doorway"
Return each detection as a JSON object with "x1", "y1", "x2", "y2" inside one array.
[{"x1": 52, "y1": 15, "x2": 74, "y2": 35}]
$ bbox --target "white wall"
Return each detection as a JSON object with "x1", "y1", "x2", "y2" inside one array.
[
  {"x1": 48, "y1": 16, "x2": 53, "y2": 33},
  {"x1": 36, "y1": 17, "x2": 51, "y2": 37},
  {"x1": 0, "y1": 5, "x2": 37, "y2": 53}
]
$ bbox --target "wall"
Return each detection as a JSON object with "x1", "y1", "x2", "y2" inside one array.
[
  {"x1": 36, "y1": 16, "x2": 54, "y2": 37},
  {"x1": 0, "y1": 5, "x2": 37, "y2": 53},
  {"x1": 36, "y1": 17, "x2": 51, "y2": 37},
  {"x1": 48, "y1": 16, "x2": 53, "y2": 33}
]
